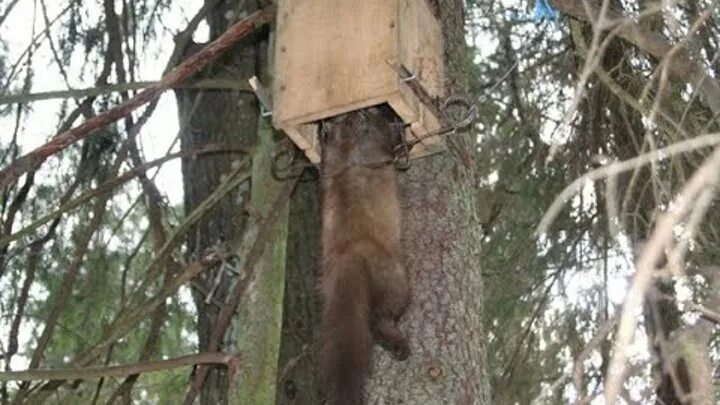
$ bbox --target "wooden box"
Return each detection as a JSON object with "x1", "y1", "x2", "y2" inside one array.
[{"x1": 272, "y1": 0, "x2": 445, "y2": 163}]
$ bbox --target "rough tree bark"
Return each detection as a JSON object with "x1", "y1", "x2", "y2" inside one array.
[
  {"x1": 228, "y1": 117, "x2": 290, "y2": 404},
  {"x1": 275, "y1": 179, "x2": 323, "y2": 405},
  {"x1": 365, "y1": 2, "x2": 491, "y2": 403},
  {"x1": 176, "y1": 1, "x2": 265, "y2": 403}
]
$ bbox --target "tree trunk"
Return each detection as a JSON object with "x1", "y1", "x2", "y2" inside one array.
[
  {"x1": 275, "y1": 178, "x2": 323, "y2": 405},
  {"x1": 176, "y1": 1, "x2": 269, "y2": 403},
  {"x1": 228, "y1": 118, "x2": 290, "y2": 404},
  {"x1": 366, "y1": 1, "x2": 491, "y2": 403}
]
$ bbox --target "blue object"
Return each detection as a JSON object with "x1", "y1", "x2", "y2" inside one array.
[{"x1": 533, "y1": 0, "x2": 559, "y2": 22}]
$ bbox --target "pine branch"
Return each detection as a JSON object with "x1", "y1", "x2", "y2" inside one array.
[
  {"x1": 0, "y1": 0, "x2": 21, "y2": 28},
  {"x1": 538, "y1": 132, "x2": 720, "y2": 233},
  {"x1": 0, "y1": 5, "x2": 275, "y2": 189},
  {"x1": 24, "y1": 244, "x2": 232, "y2": 401},
  {"x1": 183, "y1": 176, "x2": 299, "y2": 404},
  {"x1": 1, "y1": 3, "x2": 74, "y2": 94},
  {"x1": 22, "y1": 161, "x2": 270, "y2": 396},
  {"x1": 0, "y1": 79, "x2": 251, "y2": 106},
  {"x1": 72, "y1": 158, "x2": 254, "y2": 370},
  {"x1": 125, "y1": 157, "x2": 253, "y2": 302},
  {"x1": 0, "y1": 143, "x2": 249, "y2": 249},
  {"x1": 604, "y1": 147, "x2": 720, "y2": 404},
  {"x1": 551, "y1": 0, "x2": 720, "y2": 121},
  {"x1": 0, "y1": 353, "x2": 239, "y2": 382}
]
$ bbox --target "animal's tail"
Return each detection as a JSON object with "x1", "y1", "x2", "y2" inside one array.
[{"x1": 320, "y1": 261, "x2": 372, "y2": 405}]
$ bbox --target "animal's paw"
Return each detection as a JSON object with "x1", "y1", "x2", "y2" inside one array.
[
  {"x1": 386, "y1": 337, "x2": 410, "y2": 361},
  {"x1": 374, "y1": 320, "x2": 410, "y2": 361}
]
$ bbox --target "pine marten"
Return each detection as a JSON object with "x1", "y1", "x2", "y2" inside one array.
[{"x1": 319, "y1": 105, "x2": 410, "y2": 405}]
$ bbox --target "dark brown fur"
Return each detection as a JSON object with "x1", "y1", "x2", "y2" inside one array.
[{"x1": 319, "y1": 106, "x2": 410, "y2": 405}]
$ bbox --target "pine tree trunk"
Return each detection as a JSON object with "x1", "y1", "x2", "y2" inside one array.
[
  {"x1": 275, "y1": 179, "x2": 323, "y2": 405},
  {"x1": 176, "y1": 72, "x2": 257, "y2": 405},
  {"x1": 176, "y1": 1, "x2": 268, "y2": 403},
  {"x1": 229, "y1": 119, "x2": 290, "y2": 404},
  {"x1": 367, "y1": 1, "x2": 491, "y2": 403}
]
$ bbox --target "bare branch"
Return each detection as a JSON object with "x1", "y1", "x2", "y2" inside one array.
[
  {"x1": 183, "y1": 177, "x2": 299, "y2": 404},
  {"x1": 0, "y1": 143, "x2": 249, "y2": 249},
  {"x1": 1, "y1": 2, "x2": 74, "y2": 93},
  {"x1": 0, "y1": 352, "x2": 239, "y2": 382},
  {"x1": 0, "y1": 0, "x2": 21, "y2": 28},
  {"x1": 24, "y1": 170, "x2": 289, "y2": 400},
  {"x1": 552, "y1": 0, "x2": 720, "y2": 121},
  {"x1": 573, "y1": 316, "x2": 618, "y2": 404},
  {"x1": 538, "y1": 133, "x2": 720, "y2": 233},
  {"x1": 604, "y1": 146, "x2": 720, "y2": 404},
  {"x1": 0, "y1": 5, "x2": 275, "y2": 189},
  {"x1": 0, "y1": 79, "x2": 251, "y2": 106}
]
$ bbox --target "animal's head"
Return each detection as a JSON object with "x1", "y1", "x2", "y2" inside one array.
[{"x1": 320, "y1": 105, "x2": 403, "y2": 170}]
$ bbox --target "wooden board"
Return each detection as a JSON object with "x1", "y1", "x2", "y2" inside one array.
[
  {"x1": 274, "y1": 0, "x2": 397, "y2": 125},
  {"x1": 398, "y1": 0, "x2": 444, "y2": 100},
  {"x1": 273, "y1": 0, "x2": 445, "y2": 163}
]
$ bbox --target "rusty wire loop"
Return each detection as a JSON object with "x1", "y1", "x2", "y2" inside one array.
[
  {"x1": 393, "y1": 94, "x2": 479, "y2": 156},
  {"x1": 270, "y1": 143, "x2": 318, "y2": 182},
  {"x1": 270, "y1": 94, "x2": 478, "y2": 180}
]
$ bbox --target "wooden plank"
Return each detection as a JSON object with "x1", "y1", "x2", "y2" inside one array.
[
  {"x1": 273, "y1": 0, "x2": 446, "y2": 163},
  {"x1": 398, "y1": 0, "x2": 444, "y2": 99},
  {"x1": 283, "y1": 91, "x2": 398, "y2": 128},
  {"x1": 274, "y1": 0, "x2": 398, "y2": 127},
  {"x1": 387, "y1": 84, "x2": 419, "y2": 126},
  {"x1": 283, "y1": 126, "x2": 312, "y2": 150},
  {"x1": 297, "y1": 124, "x2": 321, "y2": 163}
]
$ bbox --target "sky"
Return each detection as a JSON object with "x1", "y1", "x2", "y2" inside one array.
[
  {"x1": 0, "y1": 0, "x2": 207, "y2": 371},
  {"x1": 0, "y1": 0, "x2": 209, "y2": 206}
]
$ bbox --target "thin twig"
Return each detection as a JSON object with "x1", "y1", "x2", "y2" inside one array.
[
  {"x1": 0, "y1": 0, "x2": 21, "y2": 28},
  {"x1": 0, "y1": 2, "x2": 73, "y2": 93},
  {"x1": 0, "y1": 5, "x2": 275, "y2": 189},
  {"x1": 0, "y1": 353, "x2": 239, "y2": 382},
  {"x1": 552, "y1": 0, "x2": 720, "y2": 121},
  {"x1": 0, "y1": 143, "x2": 249, "y2": 249},
  {"x1": 126, "y1": 157, "x2": 253, "y2": 302},
  {"x1": 183, "y1": 177, "x2": 299, "y2": 405},
  {"x1": 538, "y1": 133, "x2": 720, "y2": 233},
  {"x1": 604, "y1": 146, "x2": 720, "y2": 404},
  {"x1": 74, "y1": 251, "x2": 228, "y2": 367},
  {"x1": 0, "y1": 79, "x2": 251, "y2": 106},
  {"x1": 573, "y1": 315, "x2": 618, "y2": 405}
]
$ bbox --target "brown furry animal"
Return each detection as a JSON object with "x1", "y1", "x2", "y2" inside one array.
[{"x1": 319, "y1": 105, "x2": 410, "y2": 405}]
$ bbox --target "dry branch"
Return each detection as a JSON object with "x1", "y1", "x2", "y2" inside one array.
[
  {"x1": 551, "y1": 0, "x2": 720, "y2": 121},
  {"x1": 16, "y1": 157, "x2": 248, "y2": 402},
  {"x1": 126, "y1": 157, "x2": 253, "y2": 301},
  {"x1": 0, "y1": 143, "x2": 249, "y2": 249},
  {"x1": 0, "y1": 5, "x2": 275, "y2": 189},
  {"x1": 604, "y1": 146, "x2": 720, "y2": 404},
  {"x1": 183, "y1": 177, "x2": 299, "y2": 404},
  {"x1": 573, "y1": 316, "x2": 618, "y2": 404},
  {"x1": 538, "y1": 132, "x2": 720, "y2": 233},
  {"x1": 30, "y1": 174, "x2": 295, "y2": 401},
  {"x1": 76, "y1": 251, "x2": 228, "y2": 367},
  {"x1": 0, "y1": 79, "x2": 251, "y2": 106},
  {"x1": 0, "y1": 353, "x2": 238, "y2": 382},
  {"x1": 0, "y1": 0, "x2": 21, "y2": 28},
  {"x1": 1, "y1": 2, "x2": 73, "y2": 93}
]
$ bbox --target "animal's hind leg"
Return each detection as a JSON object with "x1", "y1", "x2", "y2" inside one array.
[
  {"x1": 374, "y1": 319, "x2": 410, "y2": 360},
  {"x1": 370, "y1": 259, "x2": 410, "y2": 360}
]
